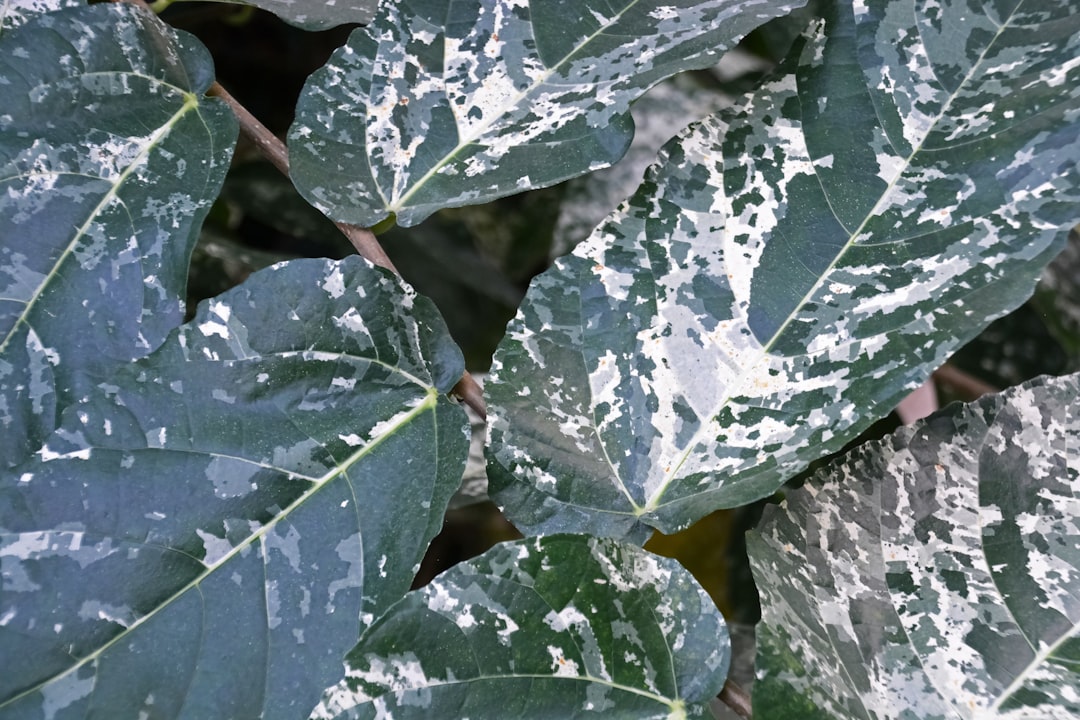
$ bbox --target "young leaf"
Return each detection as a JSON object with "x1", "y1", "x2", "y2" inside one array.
[
  {"x1": 0, "y1": 3, "x2": 237, "y2": 468},
  {"x1": 287, "y1": 0, "x2": 806, "y2": 228},
  {"x1": 0, "y1": 257, "x2": 470, "y2": 719},
  {"x1": 486, "y1": 0, "x2": 1080, "y2": 541},
  {"x1": 314, "y1": 534, "x2": 729, "y2": 719},
  {"x1": 749, "y1": 372, "x2": 1080, "y2": 719}
]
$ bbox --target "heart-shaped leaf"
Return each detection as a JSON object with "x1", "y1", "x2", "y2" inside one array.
[
  {"x1": 287, "y1": 0, "x2": 806, "y2": 227},
  {"x1": 314, "y1": 534, "x2": 729, "y2": 719},
  {"x1": 486, "y1": 0, "x2": 1080, "y2": 541},
  {"x1": 749, "y1": 371, "x2": 1080, "y2": 718},
  {"x1": 0, "y1": 257, "x2": 470, "y2": 719},
  {"x1": 0, "y1": 3, "x2": 237, "y2": 468}
]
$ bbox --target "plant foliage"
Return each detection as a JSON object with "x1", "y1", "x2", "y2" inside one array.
[
  {"x1": 287, "y1": 0, "x2": 805, "y2": 227},
  {"x1": 487, "y1": 0, "x2": 1080, "y2": 539},
  {"x1": 750, "y1": 372, "x2": 1080, "y2": 718},
  {"x1": 314, "y1": 534, "x2": 729, "y2": 719},
  {"x1": 1, "y1": 0, "x2": 1078, "y2": 717}
]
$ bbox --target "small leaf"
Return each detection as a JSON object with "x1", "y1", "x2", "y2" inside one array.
[
  {"x1": 0, "y1": 257, "x2": 470, "y2": 719},
  {"x1": 0, "y1": 3, "x2": 237, "y2": 468},
  {"x1": 314, "y1": 534, "x2": 729, "y2": 719},
  {"x1": 749, "y1": 372, "x2": 1080, "y2": 719},
  {"x1": 486, "y1": 0, "x2": 1080, "y2": 540},
  {"x1": 288, "y1": 0, "x2": 806, "y2": 227}
]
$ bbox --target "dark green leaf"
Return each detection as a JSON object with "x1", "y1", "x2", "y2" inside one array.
[
  {"x1": 750, "y1": 372, "x2": 1080, "y2": 718},
  {"x1": 0, "y1": 257, "x2": 470, "y2": 719},
  {"x1": 487, "y1": 0, "x2": 1080, "y2": 540},
  {"x1": 0, "y1": 3, "x2": 237, "y2": 468},
  {"x1": 313, "y1": 534, "x2": 729, "y2": 719},
  {"x1": 288, "y1": 0, "x2": 806, "y2": 227}
]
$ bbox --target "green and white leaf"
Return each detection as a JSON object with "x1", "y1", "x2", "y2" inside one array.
[
  {"x1": 0, "y1": 257, "x2": 470, "y2": 719},
  {"x1": 217, "y1": 0, "x2": 375, "y2": 30},
  {"x1": 287, "y1": 0, "x2": 806, "y2": 228},
  {"x1": 749, "y1": 372, "x2": 1080, "y2": 719},
  {"x1": 551, "y1": 71, "x2": 733, "y2": 260},
  {"x1": 0, "y1": 3, "x2": 237, "y2": 468},
  {"x1": 0, "y1": 0, "x2": 81, "y2": 32},
  {"x1": 486, "y1": 0, "x2": 1080, "y2": 541},
  {"x1": 314, "y1": 534, "x2": 729, "y2": 719}
]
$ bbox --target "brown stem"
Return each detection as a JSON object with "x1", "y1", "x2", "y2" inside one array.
[
  {"x1": 206, "y1": 84, "x2": 485, "y2": 415},
  {"x1": 332, "y1": 220, "x2": 399, "y2": 274},
  {"x1": 932, "y1": 363, "x2": 999, "y2": 401},
  {"x1": 452, "y1": 372, "x2": 487, "y2": 421},
  {"x1": 109, "y1": 2, "x2": 488, "y2": 418},
  {"x1": 207, "y1": 82, "x2": 290, "y2": 177},
  {"x1": 719, "y1": 679, "x2": 753, "y2": 719},
  {"x1": 205, "y1": 84, "x2": 400, "y2": 275}
]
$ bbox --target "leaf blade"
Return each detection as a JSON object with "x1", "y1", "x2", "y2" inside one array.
[
  {"x1": 487, "y1": 0, "x2": 1080, "y2": 539},
  {"x1": 230, "y1": 0, "x2": 375, "y2": 29},
  {"x1": 287, "y1": 0, "x2": 807, "y2": 227},
  {"x1": 0, "y1": 257, "x2": 470, "y2": 719},
  {"x1": 0, "y1": 3, "x2": 238, "y2": 468},
  {"x1": 313, "y1": 534, "x2": 729, "y2": 719},
  {"x1": 750, "y1": 371, "x2": 1080, "y2": 718}
]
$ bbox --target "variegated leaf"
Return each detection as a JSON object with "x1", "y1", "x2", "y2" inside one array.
[
  {"x1": 226, "y1": 0, "x2": 375, "y2": 30},
  {"x1": 287, "y1": 0, "x2": 806, "y2": 228},
  {"x1": 749, "y1": 372, "x2": 1080, "y2": 719},
  {"x1": 486, "y1": 0, "x2": 1080, "y2": 541},
  {"x1": 314, "y1": 534, "x2": 729, "y2": 719},
  {"x1": 550, "y1": 71, "x2": 733, "y2": 260},
  {"x1": 0, "y1": 257, "x2": 470, "y2": 719},
  {"x1": 0, "y1": 0, "x2": 80, "y2": 31},
  {"x1": 0, "y1": 0, "x2": 81, "y2": 32},
  {"x1": 0, "y1": 3, "x2": 237, "y2": 469}
]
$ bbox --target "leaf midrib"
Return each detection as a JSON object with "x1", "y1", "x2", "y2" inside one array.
[
  {"x1": 0, "y1": 89, "x2": 199, "y2": 356},
  {"x1": 350, "y1": 671, "x2": 679, "y2": 708}
]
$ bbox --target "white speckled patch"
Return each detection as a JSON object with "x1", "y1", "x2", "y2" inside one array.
[
  {"x1": 751, "y1": 372, "x2": 1080, "y2": 718},
  {"x1": 312, "y1": 534, "x2": 729, "y2": 718},
  {"x1": 288, "y1": 0, "x2": 805, "y2": 227}
]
